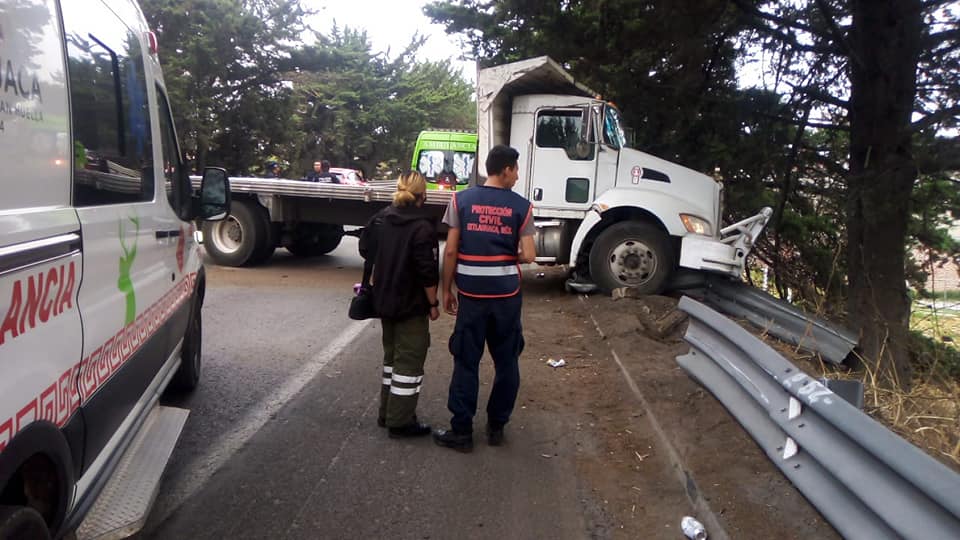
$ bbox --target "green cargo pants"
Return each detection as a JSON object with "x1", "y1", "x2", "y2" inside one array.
[{"x1": 379, "y1": 315, "x2": 430, "y2": 428}]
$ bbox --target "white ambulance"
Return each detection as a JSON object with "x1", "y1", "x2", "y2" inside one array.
[{"x1": 0, "y1": 1, "x2": 230, "y2": 538}]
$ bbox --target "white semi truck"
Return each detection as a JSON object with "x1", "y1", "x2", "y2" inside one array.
[{"x1": 205, "y1": 56, "x2": 771, "y2": 294}]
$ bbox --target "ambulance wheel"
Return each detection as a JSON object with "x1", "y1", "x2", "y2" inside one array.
[
  {"x1": 287, "y1": 224, "x2": 343, "y2": 257},
  {"x1": 0, "y1": 505, "x2": 50, "y2": 540},
  {"x1": 589, "y1": 221, "x2": 673, "y2": 295},
  {"x1": 169, "y1": 301, "x2": 202, "y2": 393},
  {"x1": 202, "y1": 200, "x2": 267, "y2": 267}
]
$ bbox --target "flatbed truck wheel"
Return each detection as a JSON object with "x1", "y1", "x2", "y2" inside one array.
[
  {"x1": 287, "y1": 224, "x2": 343, "y2": 257},
  {"x1": 202, "y1": 200, "x2": 269, "y2": 267}
]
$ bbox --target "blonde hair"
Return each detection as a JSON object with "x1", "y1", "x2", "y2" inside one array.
[{"x1": 393, "y1": 171, "x2": 427, "y2": 207}]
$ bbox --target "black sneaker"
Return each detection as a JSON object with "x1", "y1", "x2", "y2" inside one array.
[
  {"x1": 388, "y1": 421, "x2": 432, "y2": 438},
  {"x1": 432, "y1": 428, "x2": 474, "y2": 453},
  {"x1": 487, "y1": 424, "x2": 504, "y2": 446}
]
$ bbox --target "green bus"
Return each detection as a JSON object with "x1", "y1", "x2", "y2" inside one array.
[{"x1": 411, "y1": 130, "x2": 477, "y2": 191}]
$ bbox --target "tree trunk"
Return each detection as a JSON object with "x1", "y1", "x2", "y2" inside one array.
[{"x1": 846, "y1": 0, "x2": 923, "y2": 387}]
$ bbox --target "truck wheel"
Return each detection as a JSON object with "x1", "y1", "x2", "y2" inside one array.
[
  {"x1": 169, "y1": 300, "x2": 202, "y2": 393},
  {"x1": 202, "y1": 200, "x2": 267, "y2": 267},
  {"x1": 588, "y1": 221, "x2": 673, "y2": 295},
  {"x1": 0, "y1": 505, "x2": 50, "y2": 540},
  {"x1": 247, "y1": 207, "x2": 276, "y2": 265},
  {"x1": 287, "y1": 224, "x2": 343, "y2": 257}
]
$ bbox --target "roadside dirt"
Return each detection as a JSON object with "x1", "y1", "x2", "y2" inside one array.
[
  {"x1": 213, "y1": 247, "x2": 841, "y2": 538},
  {"x1": 518, "y1": 270, "x2": 692, "y2": 539},
  {"x1": 433, "y1": 265, "x2": 842, "y2": 539}
]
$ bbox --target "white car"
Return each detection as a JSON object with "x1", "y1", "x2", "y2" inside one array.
[{"x1": 0, "y1": 1, "x2": 229, "y2": 538}]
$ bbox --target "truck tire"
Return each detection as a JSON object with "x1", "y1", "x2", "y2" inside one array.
[
  {"x1": 287, "y1": 224, "x2": 343, "y2": 257},
  {"x1": 202, "y1": 200, "x2": 268, "y2": 267},
  {"x1": 588, "y1": 221, "x2": 673, "y2": 295},
  {"x1": 247, "y1": 207, "x2": 276, "y2": 265},
  {"x1": 168, "y1": 299, "x2": 202, "y2": 393},
  {"x1": 0, "y1": 505, "x2": 50, "y2": 540}
]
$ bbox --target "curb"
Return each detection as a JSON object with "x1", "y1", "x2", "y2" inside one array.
[{"x1": 581, "y1": 297, "x2": 729, "y2": 540}]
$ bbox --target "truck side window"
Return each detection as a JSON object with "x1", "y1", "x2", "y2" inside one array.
[
  {"x1": 63, "y1": 2, "x2": 153, "y2": 206},
  {"x1": 156, "y1": 86, "x2": 189, "y2": 217},
  {"x1": 535, "y1": 110, "x2": 593, "y2": 161}
]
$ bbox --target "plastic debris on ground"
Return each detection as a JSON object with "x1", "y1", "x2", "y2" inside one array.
[
  {"x1": 546, "y1": 358, "x2": 566, "y2": 368},
  {"x1": 681, "y1": 516, "x2": 707, "y2": 539}
]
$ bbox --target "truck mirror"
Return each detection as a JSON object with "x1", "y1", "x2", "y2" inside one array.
[
  {"x1": 198, "y1": 167, "x2": 231, "y2": 221},
  {"x1": 583, "y1": 105, "x2": 600, "y2": 144}
]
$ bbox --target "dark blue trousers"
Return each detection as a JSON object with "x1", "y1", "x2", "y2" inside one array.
[{"x1": 447, "y1": 293, "x2": 525, "y2": 434}]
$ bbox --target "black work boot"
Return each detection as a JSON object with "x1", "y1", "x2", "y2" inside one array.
[
  {"x1": 388, "y1": 421, "x2": 432, "y2": 438},
  {"x1": 433, "y1": 428, "x2": 474, "y2": 453},
  {"x1": 486, "y1": 423, "x2": 505, "y2": 446}
]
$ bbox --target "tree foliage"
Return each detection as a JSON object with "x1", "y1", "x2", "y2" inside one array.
[
  {"x1": 141, "y1": 0, "x2": 474, "y2": 178},
  {"x1": 426, "y1": 0, "x2": 960, "y2": 384}
]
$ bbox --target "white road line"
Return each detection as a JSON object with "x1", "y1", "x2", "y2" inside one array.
[{"x1": 151, "y1": 318, "x2": 374, "y2": 524}]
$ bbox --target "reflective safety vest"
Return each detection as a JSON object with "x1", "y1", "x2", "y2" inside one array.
[{"x1": 453, "y1": 185, "x2": 533, "y2": 298}]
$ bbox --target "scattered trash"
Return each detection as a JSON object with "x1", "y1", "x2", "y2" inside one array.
[
  {"x1": 540, "y1": 453, "x2": 554, "y2": 459},
  {"x1": 536, "y1": 272, "x2": 545, "y2": 278},
  {"x1": 681, "y1": 516, "x2": 707, "y2": 540},
  {"x1": 547, "y1": 358, "x2": 566, "y2": 368},
  {"x1": 634, "y1": 451, "x2": 649, "y2": 462}
]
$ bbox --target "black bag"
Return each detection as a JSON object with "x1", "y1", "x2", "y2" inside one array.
[
  {"x1": 349, "y1": 216, "x2": 380, "y2": 320},
  {"x1": 349, "y1": 258, "x2": 377, "y2": 320}
]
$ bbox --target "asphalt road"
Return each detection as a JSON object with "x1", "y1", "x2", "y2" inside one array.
[{"x1": 139, "y1": 239, "x2": 590, "y2": 539}]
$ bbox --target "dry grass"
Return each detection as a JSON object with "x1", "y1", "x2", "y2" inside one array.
[{"x1": 751, "y1": 324, "x2": 960, "y2": 473}]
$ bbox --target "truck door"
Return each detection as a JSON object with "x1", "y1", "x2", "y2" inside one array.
[
  {"x1": 528, "y1": 108, "x2": 597, "y2": 211},
  {"x1": 60, "y1": 0, "x2": 178, "y2": 474}
]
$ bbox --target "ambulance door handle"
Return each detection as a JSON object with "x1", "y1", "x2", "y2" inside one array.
[{"x1": 155, "y1": 229, "x2": 181, "y2": 239}]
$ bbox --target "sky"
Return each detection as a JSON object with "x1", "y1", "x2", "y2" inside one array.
[{"x1": 302, "y1": 0, "x2": 477, "y2": 81}]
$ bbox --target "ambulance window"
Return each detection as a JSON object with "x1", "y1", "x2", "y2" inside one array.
[
  {"x1": 156, "y1": 86, "x2": 188, "y2": 216},
  {"x1": 62, "y1": 2, "x2": 154, "y2": 206},
  {"x1": 535, "y1": 110, "x2": 594, "y2": 161}
]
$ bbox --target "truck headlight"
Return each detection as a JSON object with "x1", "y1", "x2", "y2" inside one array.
[{"x1": 680, "y1": 214, "x2": 712, "y2": 236}]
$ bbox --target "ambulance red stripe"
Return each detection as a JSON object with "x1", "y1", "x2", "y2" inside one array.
[{"x1": 0, "y1": 273, "x2": 197, "y2": 453}]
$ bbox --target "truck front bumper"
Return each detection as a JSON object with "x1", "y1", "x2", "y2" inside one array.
[{"x1": 679, "y1": 207, "x2": 773, "y2": 278}]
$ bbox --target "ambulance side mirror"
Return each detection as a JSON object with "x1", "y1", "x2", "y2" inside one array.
[{"x1": 197, "y1": 167, "x2": 231, "y2": 221}]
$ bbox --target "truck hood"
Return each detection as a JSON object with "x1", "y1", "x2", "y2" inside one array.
[{"x1": 616, "y1": 147, "x2": 719, "y2": 227}]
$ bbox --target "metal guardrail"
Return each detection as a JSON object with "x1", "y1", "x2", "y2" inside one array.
[
  {"x1": 189, "y1": 176, "x2": 454, "y2": 206},
  {"x1": 676, "y1": 296, "x2": 960, "y2": 539},
  {"x1": 701, "y1": 277, "x2": 858, "y2": 365}
]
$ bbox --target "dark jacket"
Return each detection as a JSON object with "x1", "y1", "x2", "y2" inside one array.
[
  {"x1": 359, "y1": 205, "x2": 439, "y2": 320},
  {"x1": 305, "y1": 171, "x2": 339, "y2": 183}
]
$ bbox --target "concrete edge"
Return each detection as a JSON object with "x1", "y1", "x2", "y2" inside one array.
[{"x1": 581, "y1": 296, "x2": 730, "y2": 540}]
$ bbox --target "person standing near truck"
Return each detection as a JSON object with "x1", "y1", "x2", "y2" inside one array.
[
  {"x1": 433, "y1": 145, "x2": 536, "y2": 452},
  {"x1": 359, "y1": 171, "x2": 440, "y2": 438}
]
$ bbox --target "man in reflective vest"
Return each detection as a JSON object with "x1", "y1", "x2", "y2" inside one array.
[{"x1": 433, "y1": 145, "x2": 536, "y2": 453}]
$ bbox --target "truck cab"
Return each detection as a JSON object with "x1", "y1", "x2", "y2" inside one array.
[
  {"x1": 477, "y1": 57, "x2": 771, "y2": 293},
  {"x1": 0, "y1": 1, "x2": 229, "y2": 537}
]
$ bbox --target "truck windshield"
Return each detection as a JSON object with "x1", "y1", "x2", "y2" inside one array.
[
  {"x1": 602, "y1": 106, "x2": 628, "y2": 150},
  {"x1": 417, "y1": 150, "x2": 474, "y2": 185}
]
